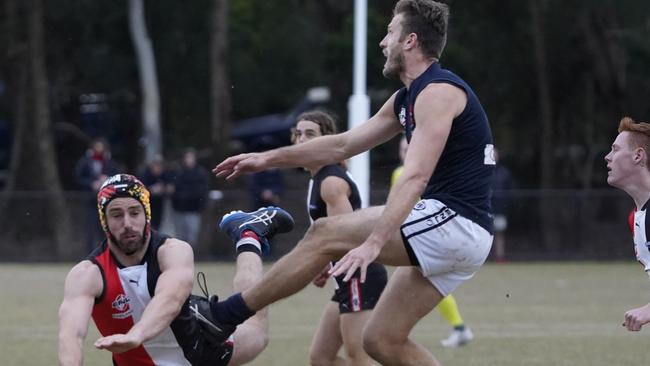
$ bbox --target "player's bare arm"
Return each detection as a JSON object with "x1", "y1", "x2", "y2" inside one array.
[
  {"x1": 213, "y1": 93, "x2": 403, "y2": 180},
  {"x1": 58, "y1": 261, "x2": 103, "y2": 366},
  {"x1": 321, "y1": 176, "x2": 354, "y2": 217},
  {"x1": 331, "y1": 83, "x2": 467, "y2": 282},
  {"x1": 94, "y1": 239, "x2": 194, "y2": 353},
  {"x1": 311, "y1": 175, "x2": 356, "y2": 288}
]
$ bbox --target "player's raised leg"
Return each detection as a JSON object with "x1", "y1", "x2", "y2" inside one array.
[
  {"x1": 210, "y1": 205, "x2": 411, "y2": 333},
  {"x1": 189, "y1": 206, "x2": 294, "y2": 350},
  {"x1": 244, "y1": 205, "x2": 409, "y2": 310}
]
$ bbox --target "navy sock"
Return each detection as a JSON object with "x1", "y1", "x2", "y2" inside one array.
[
  {"x1": 454, "y1": 324, "x2": 466, "y2": 331},
  {"x1": 210, "y1": 293, "x2": 256, "y2": 326}
]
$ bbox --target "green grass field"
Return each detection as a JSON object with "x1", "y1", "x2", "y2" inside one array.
[{"x1": 1, "y1": 262, "x2": 648, "y2": 365}]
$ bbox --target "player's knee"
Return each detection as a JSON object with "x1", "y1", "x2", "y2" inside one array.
[
  {"x1": 309, "y1": 345, "x2": 341, "y2": 366},
  {"x1": 362, "y1": 331, "x2": 385, "y2": 360},
  {"x1": 345, "y1": 344, "x2": 370, "y2": 364},
  {"x1": 363, "y1": 328, "x2": 400, "y2": 362},
  {"x1": 237, "y1": 329, "x2": 269, "y2": 362},
  {"x1": 242, "y1": 334, "x2": 269, "y2": 363},
  {"x1": 256, "y1": 332, "x2": 270, "y2": 352},
  {"x1": 308, "y1": 351, "x2": 332, "y2": 366},
  {"x1": 307, "y1": 217, "x2": 330, "y2": 238},
  {"x1": 300, "y1": 218, "x2": 330, "y2": 250}
]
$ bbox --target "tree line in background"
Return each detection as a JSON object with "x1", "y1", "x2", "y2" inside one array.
[{"x1": 0, "y1": 0, "x2": 649, "y2": 253}]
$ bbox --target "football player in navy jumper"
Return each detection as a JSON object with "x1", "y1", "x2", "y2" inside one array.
[{"x1": 212, "y1": 1, "x2": 495, "y2": 364}]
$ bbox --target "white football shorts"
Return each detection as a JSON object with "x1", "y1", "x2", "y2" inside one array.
[{"x1": 400, "y1": 199, "x2": 493, "y2": 296}]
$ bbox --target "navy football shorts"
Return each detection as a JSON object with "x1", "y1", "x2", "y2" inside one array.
[{"x1": 331, "y1": 263, "x2": 387, "y2": 314}]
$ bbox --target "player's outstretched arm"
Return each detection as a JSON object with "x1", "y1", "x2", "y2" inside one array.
[
  {"x1": 310, "y1": 175, "x2": 356, "y2": 288},
  {"x1": 213, "y1": 152, "x2": 269, "y2": 180},
  {"x1": 58, "y1": 261, "x2": 103, "y2": 366},
  {"x1": 213, "y1": 93, "x2": 402, "y2": 180},
  {"x1": 94, "y1": 239, "x2": 194, "y2": 353}
]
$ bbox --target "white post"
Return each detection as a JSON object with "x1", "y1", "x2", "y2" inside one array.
[{"x1": 348, "y1": 0, "x2": 371, "y2": 207}]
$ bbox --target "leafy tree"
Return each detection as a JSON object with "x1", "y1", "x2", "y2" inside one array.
[{"x1": 0, "y1": 0, "x2": 71, "y2": 259}]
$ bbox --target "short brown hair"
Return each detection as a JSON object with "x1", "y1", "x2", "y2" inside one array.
[
  {"x1": 394, "y1": 0, "x2": 449, "y2": 59},
  {"x1": 618, "y1": 117, "x2": 650, "y2": 171},
  {"x1": 292, "y1": 110, "x2": 338, "y2": 143}
]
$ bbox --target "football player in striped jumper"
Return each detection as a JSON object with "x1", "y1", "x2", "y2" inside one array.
[
  {"x1": 605, "y1": 117, "x2": 650, "y2": 332},
  {"x1": 212, "y1": 1, "x2": 494, "y2": 364},
  {"x1": 58, "y1": 174, "x2": 294, "y2": 365}
]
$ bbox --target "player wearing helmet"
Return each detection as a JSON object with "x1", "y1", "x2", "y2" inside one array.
[{"x1": 58, "y1": 174, "x2": 294, "y2": 365}]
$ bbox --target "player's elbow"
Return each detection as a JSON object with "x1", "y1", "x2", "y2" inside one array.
[
  {"x1": 58, "y1": 329, "x2": 85, "y2": 365},
  {"x1": 337, "y1": 132, "x2": 358, "y2": 160},
  {"x1": 401, "y1": 171, "x2": 428, "y2": 193},
  {"x1": 177, "y1": 277, "x2": 195, "y2": 303},
  {"x1": 162, "y1": 273, "x2": 194, "y2": 311},
  {"x1": 326, "y1": 141, "x2": 348, "y2": 165}
]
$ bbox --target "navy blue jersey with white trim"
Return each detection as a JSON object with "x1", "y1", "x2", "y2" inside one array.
[
  {"x1": 306, "y1": 164, "x2": 386, "y2": 288},
  {"x1": 307, "y1": 164, "x2": 361, "y2": 222},
  {"x1": 393, "y1": 62, "x2": 495, "y2": 233}
]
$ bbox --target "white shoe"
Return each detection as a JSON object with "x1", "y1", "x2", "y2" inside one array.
[{"x1": 440, "y1": 327, "x2": 474, "y2": 348}]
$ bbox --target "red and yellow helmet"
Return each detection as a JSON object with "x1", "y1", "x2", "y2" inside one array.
[{"x1": 97, "y1": 174, "x2": 151, "y2": 238}]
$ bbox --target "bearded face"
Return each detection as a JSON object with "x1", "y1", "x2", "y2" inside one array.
[
  {"x1": 105, "y1": 197, "x2": 148, "y2": 256},
  {"x1": 113, "y1": 227, "x2": 146, "y2": 256},
  {"x1": 382, "y1": 42, "x2": 405, "y2": 80},
  {"x1": 380, "y1": 14, "x2": 406, "y2": 81}
]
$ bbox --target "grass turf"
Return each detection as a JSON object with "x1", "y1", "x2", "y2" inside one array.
[{"x1": 1, "y1": 262, "x2": 647, "y2": 365}]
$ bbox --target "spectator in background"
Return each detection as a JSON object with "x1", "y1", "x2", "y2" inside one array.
[
  {"x1": 247, "y1": 135, "x2": 285, "y2": 210},
  {"x1": 491, "y1": 147, "x2": 514, "y2": 263},
  {"x1": 170, "y1": 148, "x2": 209, "y2": 245},
  {"x1": 140, "y1": 155, "x2": 172, "y2": 230},
  {"x1": 76, "y1": 138, "x2": 121, "y2": 193},
  {"x1": 248, "y1": 170, "x2": 284, "y2": 210},
  {"x1": 75, "y1": 138, "x2": 121, "y2": 250}
]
